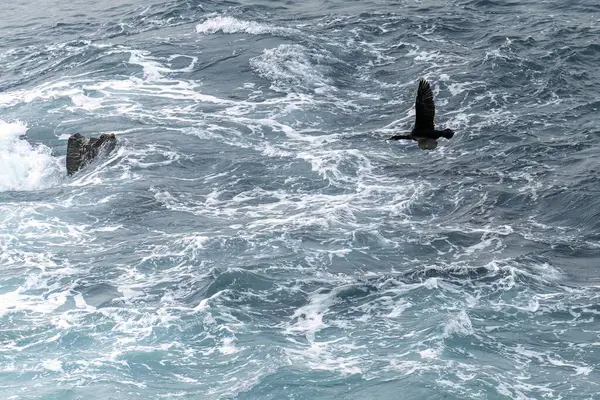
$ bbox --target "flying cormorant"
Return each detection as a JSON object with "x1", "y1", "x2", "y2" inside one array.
[{"x1": 388, "y1": 78, "x2": 454, "y2": 150}]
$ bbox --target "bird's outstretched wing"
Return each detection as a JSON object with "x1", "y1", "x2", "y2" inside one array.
[{"x1": 414, "y1": 79, "x2": 435, "y2": 130}]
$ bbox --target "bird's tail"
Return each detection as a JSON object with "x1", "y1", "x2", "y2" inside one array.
[{"x1": 440, "y1": 128, "x2": 454, "y2": 139}]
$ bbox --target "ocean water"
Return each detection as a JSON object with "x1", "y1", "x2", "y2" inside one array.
[{"x1": 1, "y1": 0, "x2": 600, "y2": 398}]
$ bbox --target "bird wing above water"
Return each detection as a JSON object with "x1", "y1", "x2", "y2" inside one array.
[{"x1": 414, "y1": 79, "x2": 435, "y2": 131}]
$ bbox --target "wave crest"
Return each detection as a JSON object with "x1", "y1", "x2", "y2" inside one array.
[{"x1": 0, "y1": 120, "x2": 63, "y2": 192}]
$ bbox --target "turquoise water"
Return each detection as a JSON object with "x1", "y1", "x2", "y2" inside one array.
[{"x1": 1, "y1": 0, "x2": 600, "y2": 399}]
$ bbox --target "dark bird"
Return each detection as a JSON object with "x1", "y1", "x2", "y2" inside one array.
[{"x1": 388, "y1": 78, "x2": 454, "y2": 150}]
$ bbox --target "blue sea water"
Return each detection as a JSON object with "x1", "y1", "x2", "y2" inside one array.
[{"x1": 1, "y1": 0, "x2": 600, "y2": 398}]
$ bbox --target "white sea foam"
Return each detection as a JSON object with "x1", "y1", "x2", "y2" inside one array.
[
  {"x1": 0, "y1": 80, "x2": 79, "y2": 107},
  {"x1": 385, "y1": 300, "x2": 411, "y2": 318},
  {"x1": 218, "y1": 337, "x2": 238, "y2": 355},
  {"x1": 447, "y1": 80, "x2": 486, "y2": 96},
  {"x1": 128, "y1": 50, "x2": 171, "y2": 81},
  {"x1": 0, "y1": 288, "x2": 70, "y2": 318},
  {"x1": 286, "y1": 289, "x2": 336, "y2": 342},
  {"x1": 443, "y1": 310, "x2": 474, "y2": 337},
  {"x1": 286, "y1": 340, "x2": 363, "y2": 376},
  {"x1": 0, "y1": 120, "x2": 63, "y2": 191},
  {"x1": 195, "y1": 16, "x2": 294, "y2": 36},
  {"x1": 419, "y1": 348, "x2": 440, "y2": 359},
  {"x1": 70, "y1": 92, "x2": 105, "y2": 110},
  {"x1": 250, "y1": 44, "x2": 334, "y2": 93},
  {"x1": 460, "y1": 232, "x2": 505, "y2": 256},
  {"x1": 42, "y1": 359, "x2": 64, "y2": 373},
  {"x1": 0, "y1": 48, "x2": 228, "y2": 118}
]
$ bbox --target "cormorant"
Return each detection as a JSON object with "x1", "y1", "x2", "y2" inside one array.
[{"x1": 387, "y1": 78, "x2": 454, "y2": 150}]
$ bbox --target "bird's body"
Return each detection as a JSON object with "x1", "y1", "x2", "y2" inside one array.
[{"x1": 388, "y1": 79, "x2": 454, "y2": 149}]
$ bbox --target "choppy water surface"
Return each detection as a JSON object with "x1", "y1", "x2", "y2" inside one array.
[{"x1": 1, "y1": 0, "x2": 600, "y2": 398}]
